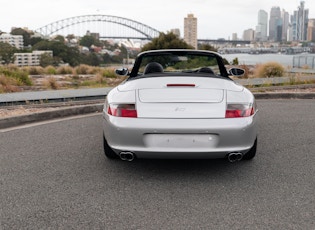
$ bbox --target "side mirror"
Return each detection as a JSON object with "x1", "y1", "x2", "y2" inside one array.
[
  {"x1": 115, "y1": 68, "x2": 129, "y2": 76},
  {"x1": 228, "y1": 68, "x2": 245, "y2": 77}
]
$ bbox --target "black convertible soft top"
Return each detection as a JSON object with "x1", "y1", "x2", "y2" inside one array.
[{"x1": 128, "y1": 49, "x2": 230, "y2": 79}]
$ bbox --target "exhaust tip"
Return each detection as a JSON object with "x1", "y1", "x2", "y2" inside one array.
[
  {"x1": 227, "y1": 152, "x2": 243, "y2": 163},
  {"x1": 119, "y1": 152, "x2": 135, "y2": 161}
]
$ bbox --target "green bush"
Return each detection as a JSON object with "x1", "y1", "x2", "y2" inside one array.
[
  {"x1": 232, "y1": 57, "x2": 239, "y2": 65},
  {"x1": 254, "y1": 62, "x2": 285, "y2": 78}
]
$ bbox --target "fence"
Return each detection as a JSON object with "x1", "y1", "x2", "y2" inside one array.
[{"x1": 293, "y1": 56, "x2": 315, "y2": 69}]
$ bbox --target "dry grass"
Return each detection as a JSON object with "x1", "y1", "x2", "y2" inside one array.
[
  {"x1": 43, "y1": 77, "x2": 60, "y2": 90},
  {"x1": 0, "y1": 74, "x2": 22, "y2": 93},
  {"x1": 254, "y1": 62, "x2": 285, "y2": 78}
]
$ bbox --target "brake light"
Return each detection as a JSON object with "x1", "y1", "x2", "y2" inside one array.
[
  {"x1": 167, "y1": 84, "x2": 196, "y2": 87},
  {"x1": 225, "y1": 104, "x2": 255, "y2": 118},
  {"x1": 107, "y1": 104, "x2": 137, "y2": 118}
]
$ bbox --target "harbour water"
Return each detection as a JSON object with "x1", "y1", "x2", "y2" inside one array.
[{"x1": 222, "y1": 53, "x2": 315, "y2": 68}]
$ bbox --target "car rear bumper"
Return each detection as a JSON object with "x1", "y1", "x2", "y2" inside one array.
[{"x1": 102, "y1": 111, "x2": 258, "y2": 159}]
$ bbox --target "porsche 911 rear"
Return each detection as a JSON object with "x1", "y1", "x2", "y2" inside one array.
[{"x1": 102, "y1": 77, "x2": 258, "y2": 161}]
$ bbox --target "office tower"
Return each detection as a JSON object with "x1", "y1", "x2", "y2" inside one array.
[
  {"x1": 255, "y1": 10, "x2": 268, "y2": 41},
  {"x1": 269, "y1": 6, "x2": 282, "y2": 41},
  {"x1": 184, "y1": 14, "x2": 198, "y2": 49},
  {"x1": 292, "y1": 1, "x2": 309, "y2": 41},
  {"x1": 281, "y1": 10, "x2": 290, "y2": 41},
  {"x1": 307, "y1": 19, "x2": 315, "y2": 41},
  {"x1": 243, "y1": 29, "x2": 255, "y2": 41},
  {"x1": 232, "y1": 33, "x2": 238, "y2": 40}
]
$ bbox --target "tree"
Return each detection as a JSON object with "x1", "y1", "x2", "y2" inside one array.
[
  {"x1": 81, "y1": 53, "x2": 101, "y2": 66},
  {"x1": 198, "y1": 43, "x2": 217, "y2": 52},
  {"x1": 79, "y1": 35, "x2": 101, "y2": 48},
  {"x1": 32, "y1": 40, "x2": 81, "y2": 66},
  {"x1": 11, "y1": 27, "x2": 33, "y2": 47},
  {"x1": 40, "y1": 53, "x2": 56, "y2": 67},
  {"x1": 141, "y1": 32, "x2": 193, "y2": 51},
  {"x1": 30, "y1": 37, "x2": 44, "y2": 46},
  {"x1": 53, "y1": 35, "x2": 65, "y2": 43},
  {"x1": 0, "y1": 42, "x2": 17, "y2": 64}
]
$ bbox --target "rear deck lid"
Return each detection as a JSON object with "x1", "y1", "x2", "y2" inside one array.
[
  {"x1": 138, "y1": 88, "x2": 223, "y2": 103},
  {"x1": 137, "y1": 88, "x2": 226, "y2": 118}
]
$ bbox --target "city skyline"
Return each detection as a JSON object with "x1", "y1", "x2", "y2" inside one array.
[{"x1": 0, "y1": 0, "x2": 315, "y2": 39}]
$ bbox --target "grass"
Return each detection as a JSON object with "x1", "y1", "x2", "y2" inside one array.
[
  {"x1": 0, "y1": 63, "x2": 314, "y2": 93},
  {"x1": 0, "y1": 65, "x2": 120, "y2": 93}
]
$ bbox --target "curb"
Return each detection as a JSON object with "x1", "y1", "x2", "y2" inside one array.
[
  {"x1": 0, "y1": 104, "x2": 103, "y2": 129},
  {"x1": 253, "y1": 92, "x2": 315, "y2": 99},
  {"x1": 1, "y1": 92, "x2": 315, "y2": 129}
]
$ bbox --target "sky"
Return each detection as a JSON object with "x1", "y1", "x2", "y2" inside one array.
[{"x1": 1, "y1": 0, "x2": 315, "y2": 39}]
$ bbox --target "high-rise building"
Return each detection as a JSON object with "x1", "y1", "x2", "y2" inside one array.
[
  {"x1": 170, "y1": 28, "x2": 180, "y2": 38},
  {"x1": 184, "y1": 14, "x2": 197, "y2": 49},
  {"x1": 232, "y1": 33, "x2": 238, "y2": 40},
  {"x1": 269, "y1": 6, "x2": 282, "y2": 41},
  {"x1": 307, "y1": 19, "x2": 315, "y2": 41},
  {"x1": 255, "y1": 10, "x2": 268, "y2": 41},
  {"x1": 243, "y1": 29, "x2": 255, "y2": 41},
  {"x1": 281, "y1": 10, "x2": 290, "y2": 41},
  {"x1": 292, "y1": 1, "x2": 309, "y2": 41}
]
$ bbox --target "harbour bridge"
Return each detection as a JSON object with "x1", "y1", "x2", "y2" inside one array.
[{"x1": 35, "y1": 14, "x2": 250, "y2": 45}]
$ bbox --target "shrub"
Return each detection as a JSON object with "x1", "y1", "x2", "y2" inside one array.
[
  {"x1": 57, "y1": 66, "x2": 74, "y2": 75},
  {"x1": 254, "y1": 62, "x2": 285, "y2": 78},
  {"x1": 0, "y1": 66, "x2": 32, "y2": 86},
  {"x1": 44, "y1": 66, "x2": 57, "y2": 75},
  {"x1": 0, "y1": 74, "x2": 21, "y2": 93},
  {"x1": 100, "y1": 68, "x2": 116, "y2": 78},
  {"x1": 75, "y1": 64, "x2": 92, "y2": 75},
  {"x1": 25, "y1": 66, "x2": 45, "y2": 75},
  {"x1": 232, "y1": 57, "x2": 239, "y2": 65},
  {"x1": 43, "y1": 77, "x2": 59, "y2": 90}
]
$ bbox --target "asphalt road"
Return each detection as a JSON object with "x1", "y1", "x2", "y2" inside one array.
[{"x1": 1, "y1": 99, "x2": 315, "y2": 229}]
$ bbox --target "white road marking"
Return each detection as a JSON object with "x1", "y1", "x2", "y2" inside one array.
[{"x1": 0, "y1": 113, "x2": 101, "y2": 133}]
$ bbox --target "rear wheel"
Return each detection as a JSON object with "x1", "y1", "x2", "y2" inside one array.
[
  {"x1": 103, "y1": 135, "x2": 119, "y2": 159},
  {"x1": 243, "y1": 138, "x2": 257, "y2": 160}
]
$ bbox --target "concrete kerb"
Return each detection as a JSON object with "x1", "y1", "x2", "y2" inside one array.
[
  {"x1": 1, "y1": 92, "x2": 315, "y2": 129},
  {"x1": 254, "y1": 92, "x2": 315, "y2": 99},
  {"x1": 0, "y1": 104, "x2": 103, "y2": 129}
]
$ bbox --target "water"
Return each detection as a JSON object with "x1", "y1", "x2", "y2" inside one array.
[{"x1": 222, "y1": 53, "x2": 315, "y2": 67}]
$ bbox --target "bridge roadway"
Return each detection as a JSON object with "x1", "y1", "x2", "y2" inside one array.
[{"x1": 1, "y1": 99, "x2": 315, "y2": 229}]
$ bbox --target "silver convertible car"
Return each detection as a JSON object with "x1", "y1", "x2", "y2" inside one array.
[{"x1": 102, "y1": 49, "x2": 258, "y2": 162}]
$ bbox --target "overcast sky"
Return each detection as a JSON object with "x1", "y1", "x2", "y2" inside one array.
[{"x1": 1, "y1": 0, "x2": 314, "y2": 39}]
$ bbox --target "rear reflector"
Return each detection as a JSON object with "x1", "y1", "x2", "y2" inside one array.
[
  {"x1": 225, "y1": 104, "x2": 254, "y2": 118},
  {"x1": 108, "y1": 104, "x2": 137, "y2": 118},
  {"x1": 167, "y1": 84, "x2": 195, "y2": 87}
]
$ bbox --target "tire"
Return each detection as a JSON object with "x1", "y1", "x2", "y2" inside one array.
[
  {"x1": 103, "y1": 135, "x2": 119, "y2": 159},
  {"x1": 243, "y1": 138, "x2": 257, "y2": 160}
]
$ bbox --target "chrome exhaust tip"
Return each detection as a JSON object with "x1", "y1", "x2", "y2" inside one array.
[
  {"x1": 227, "y1": 152, "x2": 243, "y2": 163},
  {"x1": 119, "y1": 152, "x2": 135, "y2": 161}
]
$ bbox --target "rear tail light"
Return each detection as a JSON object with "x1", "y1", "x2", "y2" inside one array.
[
  {"x1": 107, "y1": 104, "x2": 137, "y2": 118},
  {"x1": 167, "y1": 84, "x2": 196, "y2": 87},
  {"x1": 225, "y1": 103, "x2": 255, "y2": 118}
]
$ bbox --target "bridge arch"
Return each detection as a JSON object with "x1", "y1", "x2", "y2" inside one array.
[{"x1": 36, "y1": 15, "x2": 161, "y2": 39}]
